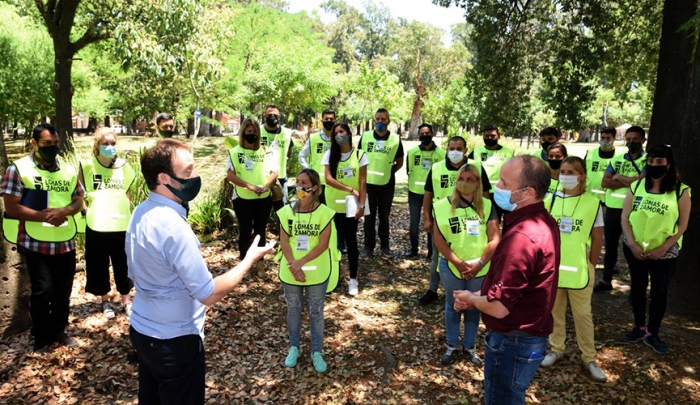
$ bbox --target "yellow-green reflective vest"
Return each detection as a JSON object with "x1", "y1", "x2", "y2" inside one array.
[
  {"x1": 407, "y1": 145, "x2": 445, "y2": 194},
  {"x1": 547, "y1": 192, "x2": 600, "y2": 289},
  {"x1": 604, "y1": 153, "x2": 646, "y2": 209},
  {"x1": 325, "y1": 149, "x2": 365, "y2": 214},
  {"x1": 81, "y1": 157, "x2": 136, "y2": 232},
  {"x1": 628, "y1": 179, "x2": 690, "y2": 251},
  {"x1": 433, "y1": 197, "x2": 492, "y2": 279},
  {"x1": 430, "y1": 159, "x2": 483, "y2": 201},
  {"x1": 472, "y1": 145, "x2": 514, "y2": 186},
  {"x1": 531, "y1": 148, "x2": 547, "y2": 161},
  {"x1": 308, "y1": 132, "x2": 331, "y2": 185},
  {"x1": 229, "y1": 145, "x2": 274, "y2": 200},
  {"x1": 3, "y1": 156, "x2": 77, "y2": 243},
  {"x1": 261, "y1": 127, "x2": 291, "y2": 178},
  {"x1": 359, "y1": 131, "x2": 400, "y2": 186},
  {"x1": 547, "y1": 177, "x2": 560, "y2": 197},
  {"x1": 585, "y1": 148, "x2": 623, "y2": 202},
  {"x1": 277, "y1": 204, "x2": 339, "y2": 291}
]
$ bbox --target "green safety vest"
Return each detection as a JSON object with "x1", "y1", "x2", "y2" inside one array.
[
  {"x1": 585, "y1": 148, "x2": 623, "y2": 203},
  {"x1": 531, "y1": 149, "x2": 547, "y2": 161},
  {"x1": 604, "y1": 153, "x2": 646, "y2": 209},
  {"x1": 547, "y1": 192, "x2": 600, "y2": 289},
  {"x1": 277, "y1": 204, "x2": 339, "y2": 292},
  {"x1": 407, "y1": 145, "x2": 445, "y2": 194},
  {"x1": 261, "y1": 127, "x2": 292, "y2": 179},
  {"x1": 325, "y1": 149, "x2": 365, "y2": 214},
  {"x1": 229, "y1": 145, "x2": 273, "y2": 200},
  {"x1": 3, "y1": 156, "x2": 77, "y2": 243},
  {"x1": 359, "y1": 131, "x2": 400, "y2": 186},
  {"x1": 433, "y1": 197, "x2": 492, "y2": 279},
  {"x1": 473, "y1": 145, "x2": 514, "y2": 186},
  {"x1": 429, "y1": 159, "x2": 483, "y2": 201},
  {"x1": 628, "y1": 179, "x2": 690, "y2": 251},
  {"x1": 547, "y1": 177, "x2": 560, "y2": 197},
  {"x1": 81, "y1": 157, "x2": 136, "y2": 232},
  {"x1": 308, "y1": 132, "x2": 331, "y2": 185}
]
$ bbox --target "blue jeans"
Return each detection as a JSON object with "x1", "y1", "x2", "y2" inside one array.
[
  {"x1": 408, "y1": 191, "x2": 432, "y2": 252},
  {"x1": 483, "y1": 331, "x2": 548, "y2": 405},
  {"x1": 282, "y1": 280, "x2": 328, "y2": 353},
  {"x1": 429, "y1": 239, "x2": 440, "y2": 292},
  {"x1": 439, "y1": 258, "x2": 483, "y2": 348}
]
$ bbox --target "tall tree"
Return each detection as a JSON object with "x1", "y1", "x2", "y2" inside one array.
[{"x1": 649, "y1": 0, "x2": 700, "y2": 319}]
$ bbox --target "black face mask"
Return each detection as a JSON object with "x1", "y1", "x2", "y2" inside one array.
[
  {"x1": 541, "y1": 140, "x2": 554, "y2": 151},
  {"x1": 419, "y1": 135, "x2": 432, "y2": 146},
  {"x1": 548, "y1": 159, "x2": 562, "y2": 170},
  {"x1": 646, "y1": 164, "x2": 668, "y2": 179},
  {"x1": 244, "y1": 134, "x2": 258, "y2": 144},
  {"x1": 322, "y1": 121, "x2": 335, "y2": 131},
  {"x1": 266, "y1": 115, "x2": 279, "y2": 128},
  {"x1": 159, "y1": 129, "x2": 174, "y2": 138},
  {"x1": 37, "y1": 145, "x2": 60, "y2": 164},
  {"x1": 484, "y1": 138, "x2": 498, "y2": 147},
  {"x1": 627, "y1": 141, "x2": 643, "y2": 154}
]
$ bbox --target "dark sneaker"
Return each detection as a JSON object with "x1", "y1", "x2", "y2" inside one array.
[
  {"x1": 623, "y1": 327, "x2": 649, "y2": 343},
  {"x1": 418, "y1": 290, "x2": 439, "y2": 306},
  {"x1": 380, "y1": 246, "x2": 392, "y2": 257},
  {"x1": 644, "y1": 335, "x2": 670, "y2": 354},
  {"x1": 360, "y1": 248, "x2": 373, "y2": 259},
  {"x1": 54, "y1": 332, "x2": 79, "y2": 347},
  {"x1": 593, "y1": 281, "x2": 613, "y2": 293},
  {"x1": 404, "y1": 249, "x2": 418, "y2": 258},
  {"x1": 464, "y1": 346, "x2": 483, "y2": 367},
  {"x1": 32, "y1": 340, "x2": 50, "y2": 354},
  {"x1": 440, "y1": 345, "x2": 459, "y2": 365}
]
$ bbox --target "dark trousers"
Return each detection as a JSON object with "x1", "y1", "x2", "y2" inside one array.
[
  {"x1": 603, "y1": 207, "x2": 623, "y2": 282},
  {"x1": 85, "y1": 227, "x2": 132, "y2": 296},
  {"x1": 232, "y1": 196, "x2": 272, "y2": 258},
  {"x1": 22, "y1": 248, "x2": 76, "y2": 346},
  {"x1": 335, "y1": 213, "x2": 359, "y2": 278},
  {"x1": 365, "y1": 182, "x2": 395, "y2": 250},
  {"x1": 129, "y1": 327, "x2": 205, "y2": 405},
  {"x1": 623, "y1": 245, "x2": 676, "y2": 337},
  {"x1": 408, "y1": 191, "x2": 432, "y2": 253}
]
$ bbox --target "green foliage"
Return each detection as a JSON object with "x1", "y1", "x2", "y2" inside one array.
[{"x1": 188, "y1": 184, "x2": 224, "y2": 236}]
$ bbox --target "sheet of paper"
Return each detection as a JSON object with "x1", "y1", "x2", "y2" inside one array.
[{"x1": 345, "y1": 195, "x2": 370, "y2": 218}]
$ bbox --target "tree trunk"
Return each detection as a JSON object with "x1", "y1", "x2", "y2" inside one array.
[
  {"x1": 212, "y1": 111, "x2": 223, "y2": 137},
  {"x1": 650, "y1": 0, "x2": 700, "y2": 320},
  {"x1": 54, "y1": 43, "x2": 75, "y2": 153}
]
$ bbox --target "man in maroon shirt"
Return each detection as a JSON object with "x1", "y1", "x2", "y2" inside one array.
[{"x1": 454, "y1": 155, "x2": 560, "y2": 405}]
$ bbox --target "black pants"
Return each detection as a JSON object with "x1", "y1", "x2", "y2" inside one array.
[
  {"x1": 85, "y1": 227, "x2": 132, "y2": 296},
  {"x1": 22, "y1": 248, "x2": 76, "y2": 346},
  {"x1": 623, "y1": 245, "x2": 676, "y2": 337},
  {"x1": 408, "y1": 191, "x2": 432, "y2": 253},
  {"x1": 232, "y1": 195, "x2": 272, "y2": 258},
  {"x1": 365, "y1": 182, "x2": 395, "y2": 250},
  {"x1": 603, "y1": 207, "x2": 623, "y2": 282},
  {"x1": 335, "y1": 213, "x2": 359, "y2": 278},
  {"x1": 129, "y1": 327, "x2": 205, "y2": 405}
]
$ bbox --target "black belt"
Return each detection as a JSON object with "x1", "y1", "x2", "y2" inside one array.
[{"x1": 488, "y1": 329, "x2": 535, "y2": 338}]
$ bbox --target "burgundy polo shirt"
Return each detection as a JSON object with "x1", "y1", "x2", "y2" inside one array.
[{"x1": 480, "y1": 201, "x2": 560, "y2": 336}]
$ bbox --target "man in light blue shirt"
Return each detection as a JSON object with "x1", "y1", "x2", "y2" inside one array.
[{"x1": 127, "y1": 139, "x2": 274, "y2": 405}]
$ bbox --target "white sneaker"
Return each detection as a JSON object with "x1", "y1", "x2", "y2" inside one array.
[
  {"x1": 348, "y1": 279, "x2": 358, "y2": 296},
  {"x1": 541, "y1": 351, "x2": 564, "y2": 367},
  {"x1": 584, "y1": 361, "x2": 607, "y2": 382},
  {"x1": 101, "y1": 302, "x2": 115, "y2": 319}
]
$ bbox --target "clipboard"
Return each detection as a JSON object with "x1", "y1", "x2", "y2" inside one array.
[{"x1": 20, "y1": 189, "x2": 49, "y2": 211}]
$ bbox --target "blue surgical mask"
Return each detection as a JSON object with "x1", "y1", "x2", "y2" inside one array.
[
  {"x1": 493, "y1": 186, "x2": 531, "y2": 212},
  {"x1": 375, "y1": 122, "x2": 388, "y2": 132},
  {"x1": 100, "y1": 145, "x2": 117, "y2": 158}
]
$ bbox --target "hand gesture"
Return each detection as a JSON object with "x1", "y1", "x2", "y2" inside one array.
[
  {"x1": 42, "y1": 208, "x2": 67, "y2": 227},
  {"x1": 244, "y1": 235, "x2": 276, "y2": 263},
  {"x1": 645, "y1": 246, "x2": 667, "y2": 261}
]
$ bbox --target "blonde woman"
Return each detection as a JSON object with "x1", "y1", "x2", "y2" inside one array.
[
  {"x1": 277, "y1": 168, "x2": 338, "y2": 373},
  {"x1": 80, "y1": 127, "x2": 136, "y2": 318},
  {"x1": 434, "y1": 164, "x2": 500, "y2": 365}
]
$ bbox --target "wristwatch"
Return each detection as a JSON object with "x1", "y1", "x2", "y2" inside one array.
[{"x1": 359, "y1": 205, "x2": 365, "y2": 209}]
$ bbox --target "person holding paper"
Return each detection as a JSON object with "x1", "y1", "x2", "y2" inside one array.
[
  {"x1": 227, "y1": 118, "x2": 279, "y2": 276},
  {"x1": 432, "y1": 164, "x2": 500, "y2": 366},
  {"x1": 1, "y1": 123, "x2": 84, "y2": 352},
  {"x1": 277, "y1": 168, "x2": 339, "y2": 373},
  {"x1": 323, "y1": 122, "x2": 368, "y2": 296},
  {"x1": 79, "y1": 128, "x2": 136, "y2": 319}
]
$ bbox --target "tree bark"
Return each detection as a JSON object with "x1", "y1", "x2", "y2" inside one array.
[{"x1": 650, "y1": 0, "x2": 700, "y2": 319}]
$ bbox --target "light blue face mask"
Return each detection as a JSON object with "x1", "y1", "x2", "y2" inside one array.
[
  {"x1": 493, "y1": 186, "x2": 530, "y2": 212},
  {"x1": 100, "y1": 145, "x2": 117, "y2": 158},
  {"x1": 375, "y1": 122, "x2": 388, "y2": 132}
]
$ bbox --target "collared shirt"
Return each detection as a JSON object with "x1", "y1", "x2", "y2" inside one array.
[
  {"x1": 126, "y1": 192, "x2": 215, "y2": 340},
  {"x1": 0, "y1": 153, "x2": 84, "y2": 255},
  {"x1": 480, "y1": 201, "x2": 560, "y2": 336}
]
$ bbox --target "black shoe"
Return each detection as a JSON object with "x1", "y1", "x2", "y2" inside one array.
[
  {"x1": 32, "y1": 340, "x2": 50, "y2": 353},
  {"x1": 418, "y1": 290, "x2": 439, "y2": 306},
  {"x1": 380, "y1": 247, "x2": 392, "y2": 257},
  {"x1": 593, "y1": 281, "x2": 613, "y2": 293},
  {"x1": 623, "y1": 327, "x2": 649, "y2": 343},
  {"x1": 54, "y1": 332, "x2": 79, "y2": 347},
  {"x1": 360, "y1": 248, "x2": 373, "y2": 259},
  {"x1": 440, "y1": 345, "x2": 459, "y2": 365},
  {"x1": 404, "y1": 249, "x2": 418, "y2": 258},
  {"x1": 643, "y1": 335, "x2": 670, "y2": 354}
]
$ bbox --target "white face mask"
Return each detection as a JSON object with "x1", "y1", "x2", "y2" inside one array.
[
  {"x1": 447, "y1": 150, "x2": 464, "y2": 164},
  {"x1": 558, "y1": 174, "x2": 580, "y2": 190}
]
